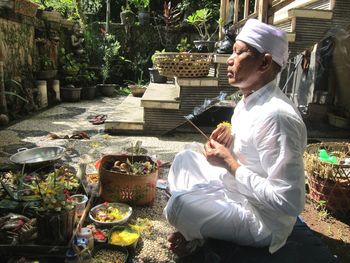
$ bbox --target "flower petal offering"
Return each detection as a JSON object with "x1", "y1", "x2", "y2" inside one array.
[
  {"x1": 108, "y1": 226, "x2": 140, "y2": 247},
  {"x1": 89, "y1": 202, "x2": 132, "y2": 226}
]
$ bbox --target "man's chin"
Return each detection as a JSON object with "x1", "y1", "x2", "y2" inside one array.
[{"x1": 228, "y1": 79, "x2": 237, "y2": 86}]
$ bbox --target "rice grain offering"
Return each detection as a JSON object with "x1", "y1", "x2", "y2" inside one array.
[{"x1": 92, "y1": 244, "x2": 128, "y2": 263}]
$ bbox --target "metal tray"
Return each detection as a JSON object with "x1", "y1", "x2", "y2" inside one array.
[{"x1": 9, "y1": 146, "x2": 66, "y2": 165}]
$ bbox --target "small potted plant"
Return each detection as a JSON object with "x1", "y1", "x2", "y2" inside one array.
[
  {"x1": 35, "y1": 54, "x2": 57, "y2": 80},
  {"x1": 59, "y1": 49, "x2": 82, "y2": 102},
  {"x1": 186, "y1": 8, "x2": 222, "y2": 52},
  {"x1": 128, "y1": 70, "x2": 147, "y2": 97},
  {"x1": 96, "y1": 33, "x2": 121, "y2": 97},
  {"x1": 129, "y1": 0, "x2": 150, "y2": 26},
  {"x1": 79, "y1": 67, "x2": 98, "y2": 100}
]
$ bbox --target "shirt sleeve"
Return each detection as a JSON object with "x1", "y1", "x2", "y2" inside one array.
[{"x1": 233, "y1": 112, "x2": 306, "y2": 216}]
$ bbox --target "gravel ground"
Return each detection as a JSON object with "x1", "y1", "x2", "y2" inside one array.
[{"x1": 0, "y1": 96, "x2": 203, "y2": 262}]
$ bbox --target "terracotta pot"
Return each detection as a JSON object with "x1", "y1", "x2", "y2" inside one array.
[
  {"x1": 129, "y1": 85, "x2": 146, "y2": 97},
  {"x1": 36, "y1": 70, "x2": 57, "y2": 80},
  {"x1": 60, "y1": 86, "x2": 82, "y2": 102},
  {"x1": 97, "y1": 84, "x2": 116, "y2": 97},
  {"x1": 81, "y1": 86, "x2": 96, "y2": 100}
]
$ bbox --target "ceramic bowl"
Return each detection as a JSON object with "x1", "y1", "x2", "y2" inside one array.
[{"x1": 89, "y1": 202, "x2": 132, "y2": 226}]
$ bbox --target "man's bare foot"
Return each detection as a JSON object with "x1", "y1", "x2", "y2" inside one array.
[{"x1": 167, "y1": 232, "x2": 203, "y2": 258}]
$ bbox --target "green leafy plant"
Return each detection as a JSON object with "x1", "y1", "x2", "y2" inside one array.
[
  {"x1": 32, "y1": 0, "x2": 78, "y2": 20},
  {"x1": 24, "y1": 166, "x2": 80, "y2": 213},
  {"x1": 101, "y1": 34, "x2": 121, "y2": 84},
  {"x1": 129, "y1": 0, "x2": 150, "y2": 11},
  {"x1": 59, "y1": 49, "x2": 80, "y2": 75},
  {"x1": 186, "y1": 8, "x2": 222, "y2": 41},
  {"x1": 36, "y1": 55, "x2": 54, "y2": 71},
  {"x1": 176, "y1": 0, "x2": 190, "y2": 13},
  {"x1": 176, "y1": 37, "x2": 191, "y2": 52},
  {"x1": 80, "y1": 0, "x2": 102, "y2": 14},
  {"x1": 151, "y1": 49, "x2": 165, "y2": 66},
  {"x1": 3, "y1": 80, "x2": 29, "y2": 103},
  {"x1": 79, "y1": 66, "x2": 97, "y2": 87}
]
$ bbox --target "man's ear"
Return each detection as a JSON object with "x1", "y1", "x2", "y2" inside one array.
[{"x1": 259, "y1": 53, "x2": 273, "y2": 71}]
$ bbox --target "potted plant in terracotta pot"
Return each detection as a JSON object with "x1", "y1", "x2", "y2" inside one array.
[
  {"x1": 79, "y1": 64, "x2": 98, "y2": 100},
  {"x1": 35, "y1": 54, "x2": 57, "y2": 80},
  {"x1": 186, "y1": 8, "x2": 222, "y2": 52},
  {"x1": 59, "y1": 49, "x2": 82, "y2": 102},
  {"x1": 127, "y1": 70, "x2": 148, "y2": 97},
  {"x1": 96, "y1": 33, "x2": 121, "y2": 97}
]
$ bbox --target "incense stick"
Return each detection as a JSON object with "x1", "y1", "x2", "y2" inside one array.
[{"x1": 184, "y1": 117, "x2": 209, "y2": 141}]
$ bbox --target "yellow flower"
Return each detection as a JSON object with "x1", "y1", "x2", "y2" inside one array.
[{"x1": 217, "y1": 121, "x2": 231, "y2": 129}]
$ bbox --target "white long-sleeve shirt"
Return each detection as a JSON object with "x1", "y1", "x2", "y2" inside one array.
[{"x1": 223, "y1": 80, "x2": 307, "y2": 253}]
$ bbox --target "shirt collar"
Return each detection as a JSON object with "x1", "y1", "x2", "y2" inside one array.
[{"x1": 243, "y1": 80, "x2": 277, "y2": 107}]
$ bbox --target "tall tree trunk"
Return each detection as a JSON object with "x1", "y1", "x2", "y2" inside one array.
[{"x1": 106, "y1": 0, "x2": 111, "y2": 33}]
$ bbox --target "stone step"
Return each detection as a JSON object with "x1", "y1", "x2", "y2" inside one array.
[
  {"x1": 105, "y1": 77, "x2": 235, "y2": 135},
  {"x1": 104, "y1": 95, "x2": 144, "y2": 134},
  {"x1": 141, "y1": 82, "x2": 180, "y2": 110},
  {"x1": 175, "y1": 77, "x2": 218, "y2": 87}
]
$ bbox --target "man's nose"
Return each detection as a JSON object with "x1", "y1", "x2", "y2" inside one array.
[{"x1": 227, "y1": 53, "x2": 236, "y2": 65}]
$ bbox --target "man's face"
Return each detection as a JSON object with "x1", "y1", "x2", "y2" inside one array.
[{"x1": 226, "y1": 40, "x2": 262, "y2": 90}]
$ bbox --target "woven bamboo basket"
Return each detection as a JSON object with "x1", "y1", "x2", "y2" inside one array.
[
  {"x1": 304, "y1": 142, "x2": 350, "y2": 216},
  {"x1": 99, "y1": 155, "x2": 158, "y2": 206},
  {"x1": 153, "y1": 52, "x2": 213, "y2": 78}
]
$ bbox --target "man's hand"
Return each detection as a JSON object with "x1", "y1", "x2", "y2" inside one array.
[
  {"x1": 210, "y1": 124, "x2": 233, "y2": 148},
  {"x1": 204, "y1": 139, "x2": 240, "y2": 174}
]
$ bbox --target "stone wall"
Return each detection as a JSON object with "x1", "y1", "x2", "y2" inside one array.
[{"x1": 0, "y1": 17, "x2": 35, "y2": 80}]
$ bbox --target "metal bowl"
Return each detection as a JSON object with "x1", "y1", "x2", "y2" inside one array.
[{"x1": 9, "y1": 146, "x2": 66, "y2": 165}]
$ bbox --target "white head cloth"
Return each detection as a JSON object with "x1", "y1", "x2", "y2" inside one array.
[{"x1": 236, "y1": 19, "x2": 288, "y2": 68}]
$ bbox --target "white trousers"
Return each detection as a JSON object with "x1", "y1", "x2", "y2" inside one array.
[{"x1": 164, "y1": 150, "x2": 271, "y2": 247}]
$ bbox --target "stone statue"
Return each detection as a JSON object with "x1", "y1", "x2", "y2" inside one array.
[{"x1": 71, "y1": 23, "x2": 85, "y2": 56}]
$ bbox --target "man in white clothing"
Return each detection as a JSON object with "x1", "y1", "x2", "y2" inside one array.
[{"x1": 164, "y1": 19, "x2": 307, "y2": 258}]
